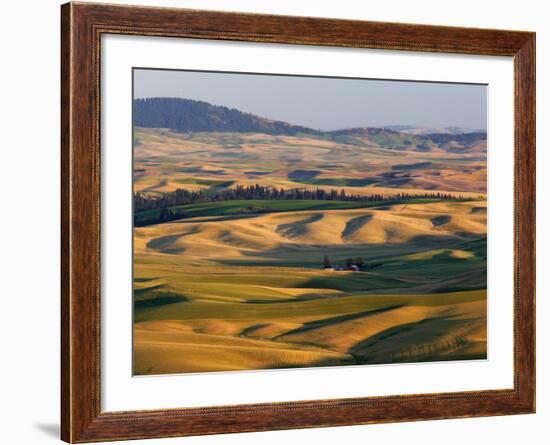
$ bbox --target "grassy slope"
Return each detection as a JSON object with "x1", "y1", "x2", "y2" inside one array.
[
  {"x1": 134, "y1": 277, "x2": 486, "y2": 374},
  {"x1": 133, "y1": 201, "x2": 487, "y2": 375}
]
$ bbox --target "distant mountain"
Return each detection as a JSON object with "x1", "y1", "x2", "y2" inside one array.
[
  {"x1": 383, "y1": 125, "x2": 485, "y2": 135},
  {"x1": 134, "y1": 97, "x2": 486, "y2": 154},
  {"x1": 329, "y1": 127, "x2": 486, "y2": 153},
  {"x1": 134, "y1": 97, "x2": 319, "y2": 135},
  {"x1": 331, "y1": 127, "x2": 402, "y2": 137}
]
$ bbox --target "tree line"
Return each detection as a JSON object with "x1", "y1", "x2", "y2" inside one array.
[{"x1": 134, "y1": 183, "x2": 466, "y2": 212}]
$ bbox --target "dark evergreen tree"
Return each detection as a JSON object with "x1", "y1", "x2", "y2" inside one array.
[{"x1": 354, "y1": 258, "x2": 365, "y2": 269}]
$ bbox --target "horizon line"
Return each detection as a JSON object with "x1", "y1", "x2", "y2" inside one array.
[{"x1": 133, "y1": 96, "x2": 488, "y2": 133}]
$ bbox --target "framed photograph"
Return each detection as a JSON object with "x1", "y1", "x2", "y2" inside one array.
[{"x1": 61, "y1": 2, "x2": 535, "y2": 442}]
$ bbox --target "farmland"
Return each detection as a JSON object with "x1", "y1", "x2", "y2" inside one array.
[
  {"x1": 133, "y1": 128, "x2": 487, "y2": 197},
  {"x1": 133, "y1": 123, "x2": 487, "y2": 374}
]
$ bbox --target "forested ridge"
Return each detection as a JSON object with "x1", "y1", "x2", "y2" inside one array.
[
  {"x1": 134, "y1": 97, "x2": 317, "y2": 135},
  {"x1": 134, "y1": 97, "x2": 487, "y2": 146}
]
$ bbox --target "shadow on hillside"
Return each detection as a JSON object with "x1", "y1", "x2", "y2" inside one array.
[{"x1": 350, "y1": 315, "x2": 485, "y2": 364}]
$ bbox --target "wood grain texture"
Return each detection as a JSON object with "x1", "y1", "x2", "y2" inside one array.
[{"x1": 60, "y1": 2, "x2": 536, "y2": 442}]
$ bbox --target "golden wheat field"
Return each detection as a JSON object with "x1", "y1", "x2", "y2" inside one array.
[{"x1": 134, "y1": 192, "x2": 487, "y2": 374}]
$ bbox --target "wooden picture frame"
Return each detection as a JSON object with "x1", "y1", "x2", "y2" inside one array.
[{"x1": 61, "y1": 2, "x2": 535, "y2": 442}]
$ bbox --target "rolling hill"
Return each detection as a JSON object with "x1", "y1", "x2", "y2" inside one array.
[
  {"x1": 133, "y1": 200, "x2": 487, "y2": 375},
  {"x1": 383, "y1": 125, "x2": 485, "y2": 135},
  {"x1": 134, "y1": 97, "x2": 319, "y2": 135},
  {"x1": 134, "y1": 98, "x2": 487, "y2": 154},
  {"x1": 133, "y1": 128, "x2": 487, "y2": 198}
]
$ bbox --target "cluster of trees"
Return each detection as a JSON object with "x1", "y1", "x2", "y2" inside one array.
[
  {"x1": 134, "y1": 183, "x2": 464, "y2": 212},
  {"x1": 136, "y1": 207, "x2": 188, "y2": 226},
  {"x1": 323, "y1": 255, "x2": 382, "y2": 271},
  {"x1": 324, "y1": 255, "x2": 365, "y2": 268}
]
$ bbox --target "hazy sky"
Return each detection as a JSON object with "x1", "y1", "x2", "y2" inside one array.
[{"x1": 134, "y1": 69, "x2": 487, "y2": 131}]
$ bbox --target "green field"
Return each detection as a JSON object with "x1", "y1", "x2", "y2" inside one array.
[
  {"x1": 135, "y1": 197, "x2": 477, "y2": 226},
  {"x1": 134, "y1": 248, "x2": 487, "y2": 374}
]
